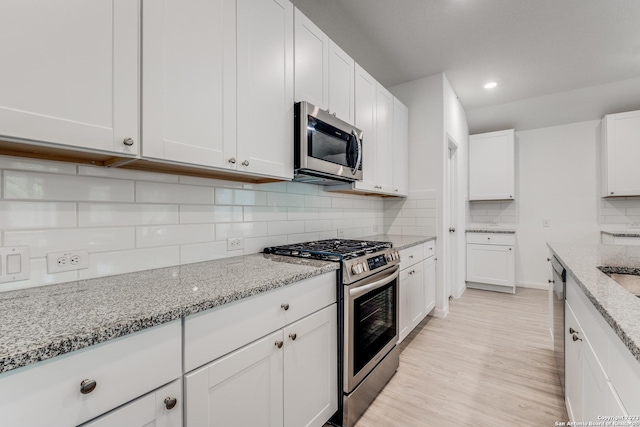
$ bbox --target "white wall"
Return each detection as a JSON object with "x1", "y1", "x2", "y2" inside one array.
[
  {"x1": 469, "y1": 120, "x2": 602, "y2": 287},
  {"x1": 0, "y1": 156, "x2": 384, "y2": 292}
]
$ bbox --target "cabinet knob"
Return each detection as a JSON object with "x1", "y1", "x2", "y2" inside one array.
[
  {"x1": 409, "y1": 255, "x2": 414, "y2": 259},
  {"x1": 509, "y1": 248, "x2": 512, "y2": 251},
  {"x1": 572, "y1": 334, "x2": 582, "y2": 342},
  {"x1": 228, "y1": 157, "x2": 236, "y2": 164},
  {"x1": 275, "y1": 340, "x2": 284, "y2": 349},
  {"x1": 547, "y1": 258, "x2": 551, "y2": 262},
  {"x1": 289, "y1": 333, "x2": 297, "y2": 341},
  {"x1": 122, "y1": 137, "x2": 134, "y2": 146},
  {"x1": 487, "y1": 237, "x2": 491, "y2": 240},
  {"x1": 281, "y1": 303, "x2": 289, "y2": 311},
  {"x1": 569, "y1": 327, "x2": 578, "y2": 334},
  {"x1": 164, "y1": 397, "x2": 177, "y2": 410},
  {"x1": 509, "y1": 195, "x2": 513, "y2": 198},
  {"x1": 242, "y1": 160, "x2": 250, "y2": 166},
  {"x1": 394, "y1": 189, "x2": 399, "y2": 192},
  {"x1": 611, "y1": 192, "x2": 614, "y2": 195},
  {"x1": 449, "y1": 228, "x2": 456, "y2": 233},
  {"x1": 332, "y1": 112, "x2": 337, "y2": 117},
  {"x1": 80, "y1": 379, "x2": 97, "y2": 394},
  {"x1": 548, "y1": 279, "x2": 554, "y2": 283}
]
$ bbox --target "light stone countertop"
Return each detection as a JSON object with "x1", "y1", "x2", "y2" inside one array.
[
  {"x1": 547, "y1": 242, "x2": 640, "y2": 364},
  {"x1": 0, "y1": 254, "x2": 338, "y2": 375},
  {"x1": 363, "y1": 234, "x2": 436, "y2": 250},
  {"x1": 601, "y1": 231, "x2": 640, "y2": 238}
]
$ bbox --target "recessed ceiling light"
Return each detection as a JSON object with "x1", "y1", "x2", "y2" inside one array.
[{"x1": 484, "y1": 81, "x2": 498, "y2": 89}]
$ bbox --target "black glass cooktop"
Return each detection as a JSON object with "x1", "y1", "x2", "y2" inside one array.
[{"x1": 264, "y1": 239, "x2": 392, "y2": 261}]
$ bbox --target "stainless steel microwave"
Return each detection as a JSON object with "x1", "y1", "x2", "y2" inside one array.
[{"x1": 293, "y1": 101, "x2": 363, "y2": 185}]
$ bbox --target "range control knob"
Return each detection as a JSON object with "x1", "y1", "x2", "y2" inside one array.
[{"x1": 351, "y1": 265, "x2": 359, "y2": 275}]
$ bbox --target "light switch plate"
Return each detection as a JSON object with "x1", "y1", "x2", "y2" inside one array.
[{"x1": 0, "y1": 246, "x2": 30, "y2": 284}]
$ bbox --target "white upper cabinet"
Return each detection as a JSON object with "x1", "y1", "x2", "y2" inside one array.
[
  {"x1": 393, "y1": 97, "x2": 409, "y2": 196},
  {"x1": 354, "y1": 64, "x2": 378, "y2": 191},
  {"x1": 328, "y1": 41, "x2": 355, "y2": 125},
  {"x1": 143, "y1": 0, "x2": 293, "y2": 180},
  {"x1": 375, "y1": 84, "x2": 394, "y2": 193},
  {"x1": 602, "y1": 110, "x2": 640, "y2": 197},
  {"x1": 0, "y1": 0, "x2": 139, "y2": 155},
  {"x1": 294, "y1": 8, "x2": 329, "y2": 110},
  {"x1": 469, "y1": 129, "x2": 515, "y2": 201},
  {"x1": 142, "y1": 0, "x2": 236, "y2": 169},
  {"x1": 237, "y1": 0, "x2": 294, "y2": 179}
]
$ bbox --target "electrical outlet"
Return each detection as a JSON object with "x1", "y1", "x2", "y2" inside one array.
[
  {"x1": 47, "y1": 249, "x2": 89, "y2": 273},
  {"x1": 488, "y1": 221, "x2": 499, "y2": 227},
  {"x1": 337, "y1": 229, "x2": 345, "y2": 238},
  {"x1": 227, "y1": 237, "x2": 244, "y2": 251},
  {"x1": 628, "y1": 222, "x2": 640, "y2": 230},
  {"x1": 373, "y1": 224, "x2": 380, "y2": 233}
]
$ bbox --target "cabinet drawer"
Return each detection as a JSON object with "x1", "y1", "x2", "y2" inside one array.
[
  {"x1": 0, "y1": 321, "x2": 182, "y2": 427},
  {"x1": 466, "y1": 233, "x2": 515, "y2": 246},
  {"x1": 184, "y1": 272, "x2": 337, "y2": 372},
  {"x1": 400, "y1": 244, "x2": 424, "y2": 269},
  {"x1": 423, "y1": 240, "x2": 435, "y2": 259}
]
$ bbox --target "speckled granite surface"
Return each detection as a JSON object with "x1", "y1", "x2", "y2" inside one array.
[
  {"x1": 466, "y1": 229, "x2": 516, "y2": 234},
  {"x1": 547, "y1": 243, "x2": 640, "y2": 364},
  {"x1": 0, "y1": 254, "x2": 338, "y2": 374},
  {"x1": 601, "y1": 231, "x2": 640, "y2": 238},
  {"x1": 363, "y1": 234, "x2": 436, "y2": 250}
]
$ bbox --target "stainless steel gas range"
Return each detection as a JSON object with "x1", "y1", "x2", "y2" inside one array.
[{"x1": 264, "y1": 239, "x2": 401, "y2": 427}]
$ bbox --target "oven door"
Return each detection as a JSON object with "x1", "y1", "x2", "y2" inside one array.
[{"x1": 345, "y1": 265, "x2": 399, "y2": 392}]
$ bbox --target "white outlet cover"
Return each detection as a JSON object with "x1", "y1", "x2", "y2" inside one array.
[
  {"x1": 47, "y1": 249, "x2": 89, "y2": 274},
  {"x1": 0, "y1": 246, "x2": 30, "y2": 284},
  {"x1": 227, "y1": 237, "x2": 244, "y2": 251}
]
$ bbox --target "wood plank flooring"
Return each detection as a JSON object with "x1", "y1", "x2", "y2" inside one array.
[{"x1": 354, "y1": 288, "x2": 568, "y2": 427}]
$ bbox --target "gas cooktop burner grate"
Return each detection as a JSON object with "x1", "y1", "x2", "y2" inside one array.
[{"x1": 264, "y1": 239, "x2": 392, "y2": 261}]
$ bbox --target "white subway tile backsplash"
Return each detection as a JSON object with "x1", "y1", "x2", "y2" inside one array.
[
  {"x1": 79, "y1": 246, "x2": 180, "y2": 279},
  {"x1": 244, "y1": 206, "x2": 288, "y2": 222},
  {"x1": 267, "y1": 192, "x2": 305, "y2": 207},
  {"x1": 5, "y1": 227, "x2": 135, "y2": 257},
  {"x1": 0, "y1": 201, "x2": 76, "y2": 229},
  {"x1": 243, "y1": 182, "x2": 288, "y2": 193},
  {"x1": 415, "y1": 199, "x2": 436, "y2": 209},
  {"x1": 80, "y1": 203, "x2": 179, "y2": 227},
  {"x1": 179, "y1": 175, "x2": 243, "y2": 188},
  {"x1": 353, "y1": 199, "x2": 372, "y2": 209},
  {"x1": 402, "y1": 209, "x2": 436, "y2": 218},
  {"x1": 243, "y1": 235, "x2": 289, "y2": 255},
  {"x1": 305, "y1": 219, "x2": 332, "y2": 232},
  {"x1": 332, "y1": 219, "x2": 354, "y2": 230},
  {"x1": 137, "y1": 224, "x2": 216, "y2": 248},
  {"x1": 180, "y1": 241, "x2": 230, "y2": 264},
  {"x1": 268, "y1": 220, "x2": 305, "y2": 236},
  {"x1": 287, "y1": 207, "x2": 319, "y2": 220},
  {"x1": 304, "y1": 195, "x2": 332, "y2": 208},
  {"x1": 216, "y1": 222, "x2": 269, "y2": 239},
  {"x1": 317, "y1": 208, "x2": 344, "y2": 220},
  {"x1": 78, "y1": 165, "x2": 179, "y2": 183},
  {"x1": 180, "y1": 205, "x2": 242, "y2": 224},
  {"x1": 0, "y1": 258, "x2": 79, "y2": 292},
  {"x1": 137, "y1": 181, "x2": 215, "y2": 204},
  {"x1": 332, "y1": 198, "x2": 353, "y2": 209},
  {"x1": 286, "y1": 181, "x2": 319, "y2": 195},
  {"x1": 0, "y1": 155, "x2": 76, "y2": 175},
  {"x1": 216, "y1": 188, "x2": 267, "y2": 206},
  {"x1": 4, "y1": 171, "x2": 134, "y2": 202},
  {"x1": 287, "y1": 232, "x2": 321, "y2": 244}
]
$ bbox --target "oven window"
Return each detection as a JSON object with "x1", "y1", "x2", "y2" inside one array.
[{"x1": 353, "y1": 280, "x2": 397, "y2": 375}]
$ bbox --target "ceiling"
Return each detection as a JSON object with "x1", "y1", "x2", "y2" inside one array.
[{"x1": 291, "y1": 0, "x2": 640, "y2": 111}]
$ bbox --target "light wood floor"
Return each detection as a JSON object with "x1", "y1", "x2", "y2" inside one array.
[{"x1": 354, "y1": 288, "x2": 568, "y2": 427}]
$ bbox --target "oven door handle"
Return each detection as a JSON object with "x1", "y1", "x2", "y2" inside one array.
[{"x1": 349, "y1": 266, "x2": 399, "y2": 299}]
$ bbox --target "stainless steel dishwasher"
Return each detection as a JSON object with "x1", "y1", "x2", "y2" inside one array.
[{"x1": 551, "y1": 255, "x2": 567, "y2": 395}]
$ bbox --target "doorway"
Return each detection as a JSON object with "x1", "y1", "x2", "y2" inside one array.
[{"x1": 445, "y1": 135, "x2": 459, "y2": 301}]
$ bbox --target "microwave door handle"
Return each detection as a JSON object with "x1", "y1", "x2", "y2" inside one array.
[{"x1": 351, "y1": 130, "x2": 362, "y2": 175}]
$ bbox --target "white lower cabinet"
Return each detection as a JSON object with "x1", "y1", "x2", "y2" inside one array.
[
  {"x1": 185, "y1": 304, "x2": 337, "y2": 427},
  {"x1": 82, "y1": 380, "x2": 182, "y2": 427},
  {"x1": 564, "y1": 275, "x2": 634, "y2": 422},
  {"x1": 398, "y1": 241, "x2": 436, "y2": 343},
  {"x1": 466, "y1": 233, "x2": 515, "y2": 293}
]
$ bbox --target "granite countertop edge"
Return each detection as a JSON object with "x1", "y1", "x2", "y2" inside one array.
[
  {"x1": 466, "y1": 229, "x2": 516, "y2": 234},
  {"x1": 547, "y1": 244, "x2": 640, "y2": 364},
  {"x1": 362, "y1": 234, "x2": 436, "y2": 251},
  {"x1": 0, "y1": 257, "x2": 338, "y2": 375},
  {"x1": 601, "y1": 231, "x2": 640, "y2": 238}
]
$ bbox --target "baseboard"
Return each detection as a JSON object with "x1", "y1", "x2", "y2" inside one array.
[
  {"x1": 466, "y1": 281, "x2": 515, "y2": 294},
  {"x1": 433, "y1": 306, "x2": 449, "y2": 318},
  {"x1": 452, "y1": 285, "x2": 466, "y2": 299},
  {"x1": 517, "y1": 281, "x2": 550, "y2": 290}
]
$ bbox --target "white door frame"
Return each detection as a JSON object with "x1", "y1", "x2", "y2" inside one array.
[{"x1": 445, "y1": 134, "x2": 460, "y2": 302}]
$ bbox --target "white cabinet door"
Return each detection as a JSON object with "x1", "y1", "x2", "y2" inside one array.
[
  {"x1": 469, "y1": 129, "x2": 515, "y2": 201},
  {"x1": 398, "y1": 267, "x2": 411, "y2": 343},
  {"x1": 294, "y1": 8, "x2": 328, "y2": 110},
  {"x1": 424, "y1": 257, "x2": 436, "y2": 315},
  {"x1": 0, "y1": 0, "x2": 139, "y2": 155},
  {"x1": 82, "y1": 380, "x2": 182, "y2": 427},
  {"x1": 354, "y1": 64, "x2": 377, "y2": 191},
  {"x1": 466, "y1": 244, "x2": 514, "y2": 288},
  {"x1": 283, "y1": 305, "x2": 337, "y2": 427},
  {"x1": 328, "y1": 42, "x2": 355, "y2": 125},
  {"x1": 565, "y1": 303, "x2": 583, "y2": 422},
  {"x1": 407, "y1": 261, "x2": 426, "y2": 329},
  {"x1": 393, "y1": 98, "x2": 409, "y2": 196},
  {"x1": 602, "y1": 110, "x2": 640, "y2": 196},
  {"x1": 237, "y1": 0, "x2": 294, "y2": 179},
  {"x1": 142, "y1": 0, "x2": 236, "y2": 169},
  {"x1": 375, "y1": 84, "x2": 394, "y2": 193},
  {"x1": 185, "y1": 331, "x2": 284, "y2": 427},
  {"x1": 581, "y1": 337, "x2": 610, "y2": 423}
]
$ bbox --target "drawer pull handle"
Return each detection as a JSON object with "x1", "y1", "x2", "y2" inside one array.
[
  {"x1": 572, "y1": 334, "x2": 582, "y2": 342},
  {"x1": 242, "y1": 160, "x2": 250, "y2": 166},
  {"x1": 228, "y1": 157, "x2": 236, "y2": 164},
  {"x1": 80, "y1": 379, "x2": 97, "y2": 394},
  {"x1": 409, "y1": 255, "x2": 414, "y2": 259},
  {"x1": 122, "y1": 137, "x2": 134, "y2": 146},
  {"x1": 569, "y1": 327, "x2": 578, "y2": 334},
  {"x1": 548, "y1": 279, "x2": 554, "y2": 283},
  {"x1": 164, "y1": 397, "x2": 177, "y2": 410},
  {"x1": 289, "y1": 333, "x2": 297, "y2": 341},
  {"x1": 275, "y1": 340, "x2": 284, "y2": 349},
  {"x1": 281, "y1": 303, "x2": 289, "y2": 311}
]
